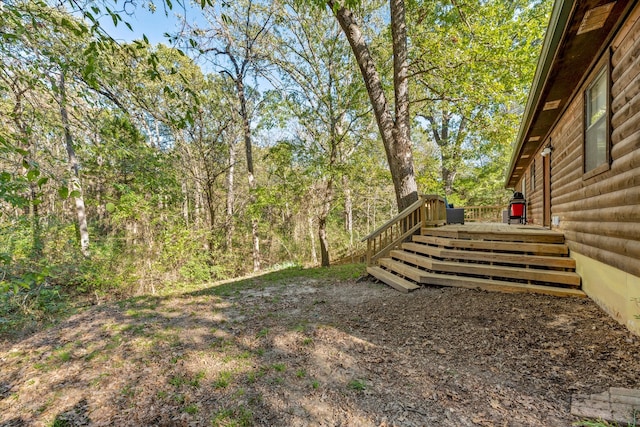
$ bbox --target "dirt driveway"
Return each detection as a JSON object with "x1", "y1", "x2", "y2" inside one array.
[{"x1": 1, "y1": 267, "x2": 639, "y2": 426}]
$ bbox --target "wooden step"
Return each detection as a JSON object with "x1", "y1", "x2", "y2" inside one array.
[
  {"x1": 402, "y1": 242, "x2": 576, "y2": 269},
  {"x1": 390, "y1": 250, "x2": 581, "y2": 288},
  {"x1": 379, "y1": 258, "x2": 430, "y2": 283},
  {"x1": 413, "y1": 235, "x2": 569, "y2": 256},
  {"x1": 421, "y1": 224, "x2": 565, "y2": 244},
  {"x1": 367, "y1": 266, "x2": 420, "y2": 293},
  {"x1": 417, "y1": 270, "x2": 586, "y2": 298}
]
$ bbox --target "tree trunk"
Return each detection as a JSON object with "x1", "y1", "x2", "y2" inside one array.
[
  {"x1": 235, "y1": 77, "x2": 261, "y2": 271},
  {"x1": 28, "y1": 181, "x2": 42, "y2": 258},
  {"x1": 442, "y1": 165, "x2": 456, "y2": 196},
  {"x1": 424, "y1": 112, "x2": 466, "y2": 197},
  {"x1": 58, "y1": 72, "x2": 90, "y2": 257},
  {"x1": 343, "y1": 174, "x2": 353, "y2": 247},
  {"x1": 181, "y1": 180, "x2": 189, "y2": 226},
  {"x1": 12, "y1": 83, "x2": 42, "y2": 257},
  {"x1": 318, "y1": 216, "x2": 330, "y2": 267},
  {"x1": 226, "y1": 141, "x2": 236, "y2": 250},
  {"x1": 308, "y1": 214, "x2": 318, "y2": 265},
  {"x1": 318, "y1": 179, "x2": 334, "y2": 267},
  {"x1": 328, "y1": 0, "x2": 418, "y2": 211}
]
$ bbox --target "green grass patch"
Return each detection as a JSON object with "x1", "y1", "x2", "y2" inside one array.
[
  {"x1": 89, "y1": 373, "x2": 110, "y2": 387},
  {"x1": 122, "y1": 295, "x2": 161, "y2": 310},
  {"x1": 190, "y1": 371, "x2": 206, "y2": 387},
  {"x1": 185, "y1": 264, "x2": 365, "y2": 297},
  {"x1": 51, "y1": 419, "x2": 72, "y2": 427},
  {"x1": 121, "y1": 323, "x2": 146, "y2": 335},
  {"x1": 120, "y1": 384, "x2": 135, "y2": 397},
  {"x1": 169, "y1": 371, "x2": 205, "y2": 388},
  {"x1": 292, "y1": 323, "x2": 306, "y2": 332},
  {"x1": 214, "y1": 371, "x2": 233, "y2": 389},
  {"x1": 246, "y1": 366, "x2": 269, "y2": 384},
  {"x1": 348, "y1": 379, "x2": 366, "y2": 391},
  {"x1": 183, "y1": 404, "x2": 199, "y2": 415},
  {"x1": 212, "y1": 405, "x2": 253, "y2": 427},
  {"x1": 572, "y1": 411, "x2": 638, "y2": 427}
]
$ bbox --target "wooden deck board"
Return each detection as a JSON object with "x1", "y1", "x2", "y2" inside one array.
[
  {"x1": 390, "y1": 249, "x2": 581, "y2": 287},
  {"x1": 402, "y1": 242, "x2": 576, "y2": 269},
  {"x1": 418, "y1": 271, "x2": 586, "y2": 298},
  {"x1": 379, "y1": 258, "x2": 430, "y2": 283},
  {"x1": 367, "y1": 266, "x2": 420, "y2": 293},
  {"x1": 413, "y1": 235, "x2": 569, "y2": 255},
  {"x1": 421, "y1": 223, "x2": 565, "y2": 244},
  {"x1": 369, "y1": 221, "x2": 583, "y2": 296},
  {"x1": 571, "y1": 387, "x2": 640, "y2": 425}
]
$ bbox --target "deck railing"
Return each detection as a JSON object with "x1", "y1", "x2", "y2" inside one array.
[
  {"x1": 362, "y1": 194, "x2": 446, "y2": 266},
  {"x1": 464, "y1": 205, "x2": 507, "y2": 223}
]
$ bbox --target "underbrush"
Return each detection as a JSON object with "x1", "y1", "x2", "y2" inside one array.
[
  {"x1": 0, "y1": 266, "x2": 70, "y2": 336},
  {"x1": 0, "y1": 230, "x2": 365, "y2": 336}
]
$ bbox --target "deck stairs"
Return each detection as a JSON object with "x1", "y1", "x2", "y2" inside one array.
[{"x1": 367, "y1": 224, "x2": 585, "y2": 297}]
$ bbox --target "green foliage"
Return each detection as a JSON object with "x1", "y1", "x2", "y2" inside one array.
[
  {"x1": 409, "y1": 0, "x2": 551, "y2": 202},
  {"x1": 347, "y1": 378, "x2": 366, "y2": 391},
  {"x1": 0, "y1": 0, "x2": 552, "y2": 323},
  {"x1": 0, "y1": 261, "x2": 67, "y2": 335}
]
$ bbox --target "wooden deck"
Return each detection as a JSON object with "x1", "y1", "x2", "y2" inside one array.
[
  {"x1": 572, "y1": 387, "x2": 640, "y2": 425},
  {"x1": 421, "y1": 223, "x2": 565, "y2": 242},
  {"x1": 368, "y1": 223, "x2": 585, "y2": 297}
]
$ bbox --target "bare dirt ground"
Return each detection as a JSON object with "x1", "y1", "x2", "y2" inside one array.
[{"x1": 1, "y1": 268, "x2": 639, "y2": 426}]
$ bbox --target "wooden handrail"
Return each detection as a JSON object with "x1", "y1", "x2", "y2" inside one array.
[
  {"x1": 361, "y1": 198, "x2": 424, "y2": 242},
  {"x1": 363, "y1": 194, "x2": 446, "y2": 266}
]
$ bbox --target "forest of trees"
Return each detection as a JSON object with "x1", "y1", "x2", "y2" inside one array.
[{"x1": 0, "y1": 0, "x2": 550, "y2": 311}]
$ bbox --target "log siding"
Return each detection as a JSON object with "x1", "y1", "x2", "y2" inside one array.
[{"x1": 521, "y1": 4, "x2": 640, "y2": 278}]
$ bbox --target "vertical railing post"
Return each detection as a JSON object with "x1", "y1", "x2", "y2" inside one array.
[{"x1": 420, "y1": 195, "x2": 427, "y2": 230}]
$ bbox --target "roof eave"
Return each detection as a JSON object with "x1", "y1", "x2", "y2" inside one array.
[{"x1": 505, "y1": 0, "x2": 575, "y2": 188}]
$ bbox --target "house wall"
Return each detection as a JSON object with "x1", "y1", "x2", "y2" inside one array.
[
  {"x1": 523, "y1": 152, "x2": 545, "y2": 225},
  {"x1": 521, "y1": 3, "x2": 640, "y2": 333}
]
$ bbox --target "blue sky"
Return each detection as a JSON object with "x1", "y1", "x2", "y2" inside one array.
[{"x1": 98, "y1": 2, "x2": 204, "y2": 45}]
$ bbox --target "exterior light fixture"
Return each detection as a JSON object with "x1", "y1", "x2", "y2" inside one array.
[{"x1": 541, "y1": 145, "x2": 552, "y2": 157}]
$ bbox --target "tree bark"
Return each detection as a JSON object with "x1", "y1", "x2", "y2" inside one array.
[
  {"x1": 308, "y1": 214, "x2": 318, "y2": 265},
  {"x1": 181, "y1": 180, "x2": 189, "y2": 226},
  {"x1": 11, "y1": 81, "x2": 43, "y2": 257},
  {"x1": 58, "y1": 72, "x2": 90, "y2": 257},
  {"x1": 318, "y1": 178, "x2": 334, "y2": 267},
  {"x1": 318, "y1": 216, "x2": 330, "y2": 267},
  {"x1": 235, "y1": 77, "x2": 261, "y2": 271},
  {"x1": 328, "y1": 0, "x2": 418, "y2": 210},
  {"x1": 343, "y1": 174, "x2": 353, "y2": 247},
  {"x1": 424, "y1": 112, "x2": 466, "y2": 197},
  {"x1": 225, "y1": 141, "x2": 236, "y2": 250}
]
